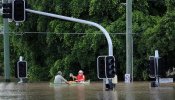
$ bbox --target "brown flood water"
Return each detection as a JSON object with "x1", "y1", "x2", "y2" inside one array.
[{"x1": 0, "y1": 82, "x2": 175, "y2": 100}]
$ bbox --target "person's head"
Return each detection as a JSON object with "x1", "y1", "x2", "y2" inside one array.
[
  {"x1": 57, "y1": 71, "x2": 62, "y2": 75},
  {"x1": 78, "y1": 70, "x2": 83, "y2": 75}
]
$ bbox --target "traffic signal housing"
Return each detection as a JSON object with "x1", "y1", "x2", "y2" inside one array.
[
  {"x1": 97, "y1": 56, "x2": 106, "y2": 79},
  {"x1": 17, "y1": 61, "x2": 27, "y2": 78},
  {"x1": 2, "y1": 3, "x2": 12, "y2": 18},
  {"x1": 149, "y1": 56, "x2": 156, "y2": 78},
  {"x1": 106, "y1": 56, "x2": 116, "y2": 78},
  {"x1": 13, "y1": 0, "x2": 26, "y2": 22},
  {"x1": 97, "y1": 56, "x2": 116, "y2": 79}
]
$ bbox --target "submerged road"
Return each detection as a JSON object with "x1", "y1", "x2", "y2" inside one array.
[{"x1": 0, "y1": 82, "x2": 175, "y2": 100}]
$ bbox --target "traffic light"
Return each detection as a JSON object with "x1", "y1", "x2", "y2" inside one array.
[
  {"x1": 17, "y1": 61, "x2": 27, "y2": 78},
  {"x1": 149, "y1": 56, "x2": 156, "y2": 78},
  {"x1": 106, "y1": 56, "x2": 115, "y2": 78},
  {"x1": 97, "y1": 56, "x2": 106, "y2": 79},
  {"x1": 13, "y1": 0, "x2": 25, "y2": 22},
  {"x1": 2, "y1": 3, "x2": 12, "y2": 18}
]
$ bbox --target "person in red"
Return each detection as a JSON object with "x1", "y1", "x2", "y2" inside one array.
[{"x1": 70, "y1": 70, "x2": 85, "y2": 82}]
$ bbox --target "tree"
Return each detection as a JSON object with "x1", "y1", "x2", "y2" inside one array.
[{"x1": 0, "y1": 0, "x2": 174, "y2": 81}]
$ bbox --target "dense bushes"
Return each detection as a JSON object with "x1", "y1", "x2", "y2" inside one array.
[{"x1": 0, "y1": 0, "x2": 175, "y2": 81}]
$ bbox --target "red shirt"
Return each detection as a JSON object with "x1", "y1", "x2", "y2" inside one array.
[{"x1": 76, "y1": 74, "x2": 85, "y2": 82}]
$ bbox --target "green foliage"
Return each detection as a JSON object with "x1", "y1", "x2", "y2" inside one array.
[
  {"x1": 28, "y1": 65, "x2": 50, "y2": 81},
  {"x1": 0, "y1": 0, "x2": 175, "y2": 81},
  {"x1": 165, "y1": 0, "x2": 175, "y2": 11}
]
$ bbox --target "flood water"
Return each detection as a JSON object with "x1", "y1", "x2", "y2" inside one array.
[{"x1": 0, "y1": 82, "x2": 175, "y2": 100}]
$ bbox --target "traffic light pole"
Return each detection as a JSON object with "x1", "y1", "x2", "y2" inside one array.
[
  {"x1": 25, "y1": 9, "x2": 114, "y2": 90},
  {"x1": 3, "y1": 0, "x2": 10, "y2": 82},
  {"x1": 25, "y1": 9, "x2": 113, "y2": 56},
  {"x1": 155, "y1": 50, "x2": 160, "y2": 86}
]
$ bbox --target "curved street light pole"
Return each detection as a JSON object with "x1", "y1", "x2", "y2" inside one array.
[
  {"x1": 26, "y1": 9, "x2": 114, "y2": 90},
  {"x1": 25, "y1": 9, "x2": 113, "y2": 56}
]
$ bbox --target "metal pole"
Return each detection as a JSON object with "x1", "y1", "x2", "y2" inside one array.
[
  {"x1": 156, "y1": 57, "x2": 159, "y2": 86},
  {"x1": 25, "y1": 9, "x2": 113, "y2": 56},
  {"x1": 155, "y1": 50, "x2": 159, "y2": 86},
  {"x1": 132, "y1": 36, "x2": 133, "y2": 82},
  {"x1": 25, "y1": 9, "x2": 113, "y2": 90},
  {"x1": 3, "y1": 0, "x2": 10, "y2": 82},
  {"x1": 154, "y1": 57, "x2": 158, "y2": 86},
  {"x1": 125, "y1": 0, "x2": 132, "y2": 82}
]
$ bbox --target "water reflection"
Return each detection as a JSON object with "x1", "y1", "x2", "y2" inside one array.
[
  {"x1": 125, "y1": 84, "x2": 135, "y2": 100},
  {"x1": 0, "y1": 82, "x2": 28, "y2": 100},
  {"x1": 97, "y1": 91, "x2": 118, "y2": 100},
  {"x1": 77, "y1": 86, "x2": 85, "y2": 100},
  {"x1": 54, "y1": 85, "x2": 85, "y2": 100},
  {"x1": 0, "y1": 82, "x2": 175, "y2": 100},
  {"x1": 54, "y1": 86, "x2": 64, "y2": 100},
  {"x1": 149, "y1": 87, "x2": 175, "y2": 100}
]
